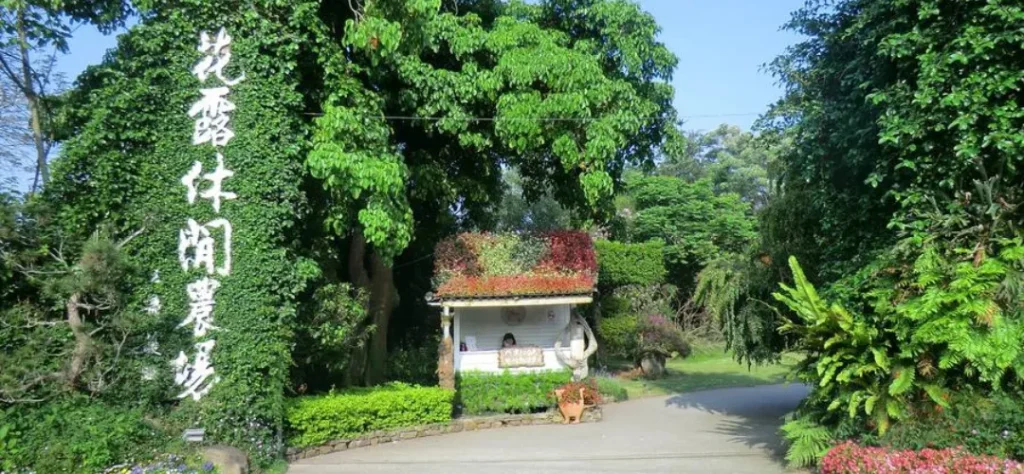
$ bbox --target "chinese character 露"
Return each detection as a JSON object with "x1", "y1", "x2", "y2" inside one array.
[{"x1": 188, "y1": 87, "x2": 236, "y2": 147}]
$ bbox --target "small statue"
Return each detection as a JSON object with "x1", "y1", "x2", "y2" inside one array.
[{"x1": 554, "y1": 313, "x2": 598, "y2": 381}]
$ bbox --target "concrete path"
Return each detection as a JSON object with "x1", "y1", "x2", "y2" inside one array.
[{"x1": 288, "y1": 383, "x2": 810, "y2": 474}]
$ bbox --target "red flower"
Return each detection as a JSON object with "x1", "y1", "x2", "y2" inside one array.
[{"x1": 820, "y1": 441, "x2": 1024, "y2": 474}]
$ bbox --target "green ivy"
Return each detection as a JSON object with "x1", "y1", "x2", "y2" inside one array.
[{"x1": 44, "y1": 0, "x2": 328, "y2": 462}]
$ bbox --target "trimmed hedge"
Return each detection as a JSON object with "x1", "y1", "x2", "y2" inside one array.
[
  {"x1": 285, "y1": 383, "x2": 454, "y2": 448},
  {"x1": 595, "y1": 240, "x2": 666, "y2": 289},
  {"x1": 457, "y1": 370, "x2": 571, "y2": 415}
]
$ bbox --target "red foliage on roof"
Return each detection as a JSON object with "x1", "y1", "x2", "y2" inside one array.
[{"x1": 432, "y1": 231, "x2": 596, "y2": 299}]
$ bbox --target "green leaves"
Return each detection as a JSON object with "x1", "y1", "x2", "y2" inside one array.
[
  {"x1": 286, "y1": 383, "x2": 454, "y2": 448},
  {"x1": 888, "y1": 367, "x2": 915, "y2": 396},
  {"x1": 780, "y1": 418, "x2": 833, "y2": 468}
]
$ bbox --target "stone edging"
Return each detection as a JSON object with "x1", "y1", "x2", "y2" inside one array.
[{"x1": 286, "y1": 406, "x2": 603, "y2": 462}]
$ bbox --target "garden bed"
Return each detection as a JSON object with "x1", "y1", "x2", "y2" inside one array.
[{"x1": 285, "y1": 407, "x2": 603, "y2": 462}]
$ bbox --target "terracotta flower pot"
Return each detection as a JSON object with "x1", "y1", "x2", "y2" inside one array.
[{"x1": 555, "y1": 388, "x2": 587, "y2": 424}]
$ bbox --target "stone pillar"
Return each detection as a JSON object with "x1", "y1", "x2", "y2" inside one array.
[{"x1": 438, "y1": 306, "x2": 455, "y2": 390}]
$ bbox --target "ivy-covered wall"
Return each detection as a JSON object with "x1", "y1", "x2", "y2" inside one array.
[{"x1": 45, "y1": 1, "x2": 325, "y2": 460}]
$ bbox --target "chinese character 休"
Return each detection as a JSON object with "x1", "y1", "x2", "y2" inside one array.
[{"x1": 181, "y1": 153, "x2": 237, "y2": 212}]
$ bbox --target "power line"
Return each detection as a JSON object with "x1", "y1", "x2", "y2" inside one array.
[{"x1": 300, "y1": 112, "x2": 762, "y2": 121}]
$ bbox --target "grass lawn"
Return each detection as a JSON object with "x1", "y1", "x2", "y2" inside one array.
[{"x1": 597, "y1": 344, "x2": 801, "y2": 400}]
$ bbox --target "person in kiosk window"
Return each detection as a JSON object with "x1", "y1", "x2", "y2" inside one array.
[{"x1": 502, "y1": 332, "x2": 517, "y2": 348}]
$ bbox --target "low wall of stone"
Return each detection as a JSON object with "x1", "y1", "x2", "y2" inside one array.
[{"x1": 286, "y1": 406, "x2": 603, "y2": 462}]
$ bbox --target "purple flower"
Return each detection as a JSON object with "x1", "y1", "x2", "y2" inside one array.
[{"x1": 202, "y1": 462, "x2": 215, "y2": 471}]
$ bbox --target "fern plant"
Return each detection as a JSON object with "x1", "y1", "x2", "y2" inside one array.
[
  {"x1": 776, "y1": 241, "x2": 1024, "y2": 467},
  {"x1": 780, "y1": 417, "x2": 832, "y2": 468}
]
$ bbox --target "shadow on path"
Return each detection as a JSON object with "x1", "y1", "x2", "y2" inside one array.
[{"x1": 664, "y1": 384, "x2": 810, "y2": 462}]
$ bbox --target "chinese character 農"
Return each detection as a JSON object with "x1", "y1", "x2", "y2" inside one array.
[{"x1": 178, "y1": 277, "x2": 221, "y2": 337}]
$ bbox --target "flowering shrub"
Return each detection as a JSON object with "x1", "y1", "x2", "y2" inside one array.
[
  {"x1": 637, "y1": 314, "x2": 691, "y2": 359},
  {"x1": 821, "y1": 441, "x2": 1024, "y2": 474},
  {"x1": 433, "y1": 231, "x2": 596, "y2": 298},
  {"x1": 103, "y1": 455, "x2": 214, "y2": 474}
]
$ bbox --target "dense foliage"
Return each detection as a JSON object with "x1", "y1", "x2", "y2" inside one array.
[
  {"x1": 285, "y1": 383, "x2": 454, "y2": 448},
  {"x1": 596, "y1": 284, "x2": 689, "y2": 367},
  {"x1": 691, "y1": 0, "x2": 1024, "y2": 468},
  {"x1": 879, "y1": 391, "x2": 1024, "y2": 461},
  {"x1": 455, "y1": 370, "x2": 570, "y2": 415},
  {"x1": 612, "y1": 174, "x2": 755, "y2": 294},
  {"x1": 659, "y1": 124, "x2": 780, "y2": 210},
  {"x1": 594, "y1": 240, "x2": 666, "y2": 289},
  {"x1": 0, "y1": 398, "x2": 174, "y2": 473},
  {"x1": 432, "y1": 231, "x2": 596, "y2": 298}
]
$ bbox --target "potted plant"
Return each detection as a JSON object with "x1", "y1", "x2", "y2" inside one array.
[
  {"x1": 635, "y1": 314, "x2": 691, "y2": 378},
  {"x1": 552, "y1": 379, "x2": 602, "y2": 424}
]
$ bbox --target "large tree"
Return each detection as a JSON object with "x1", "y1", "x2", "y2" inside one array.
[
  {"x1": 660, "y1": 124, "x2": 781, "y2": 210},
  {"x1": 307, "y1": 0, "x2": 680, "y2": 385},
  {"x1": 613, "y1": 173, "x2": 755, "y2": 294},
  {"x1": 0, "y1": 0, "x2": 130, "y2": 191}
]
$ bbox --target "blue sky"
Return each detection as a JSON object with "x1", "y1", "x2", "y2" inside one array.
[
  {"x1": 639, "y1": 0, "x2": 805, "y2": 131},
  {"x1": 58, "y1": 1, "x2": 804, "y2": 133}
]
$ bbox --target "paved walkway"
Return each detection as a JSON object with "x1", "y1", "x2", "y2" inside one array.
[{"x1": 288, "y1": 383, "x2": 810, "y2": 474}]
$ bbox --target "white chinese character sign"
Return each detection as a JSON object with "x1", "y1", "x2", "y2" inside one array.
[{"x1": 172, "y1": 27, "x2": 244, "y2": 401}]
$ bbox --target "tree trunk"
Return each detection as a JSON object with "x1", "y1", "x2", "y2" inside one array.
[
  {"x1": 364, "y1": 251, "x2": 394, "y2": 386},
  {"x1": 345, "y1": 230, "x2": 397, "y2": 386},
  {"x1": 66, "y1": 292, "x2": 90, "y2": 388},
  {"x1": 345, "y1": 232, "x2": 371, "y2": 386},
  {"x1": 15, "y1": 8, "x2": 49, "y2": 190}
]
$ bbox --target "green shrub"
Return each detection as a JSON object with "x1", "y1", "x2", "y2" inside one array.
[
  {"x1": 595, "y1": 240, "x2": 666, "y2": 289},
  {"x1": 598, "y1": 314, "x2": 639, "y2": 359},
  {"x1": 594, "y1": 376, "x2": 629, "y2": 402},
  {"x1": 385, "y1": 337, "x2": 440, "y2": 386},
  {"x1": 456, "y1": 370, "x2": 571, "y2": 415},
  {"x1": 878, "y1": 391, "x2": 1024, "y2": 461},
  {"x1": 0, "y1": 398, "x2": 172, "y2": 473},
  {"x1": 285, "y1": 383, "x2": 453, "y2": 448}
]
